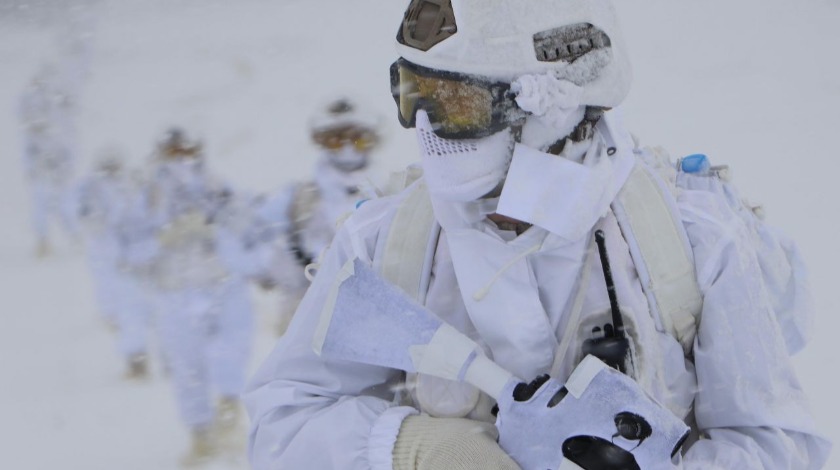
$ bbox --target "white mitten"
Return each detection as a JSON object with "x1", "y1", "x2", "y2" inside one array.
[
  {"x1": 393, "y1": 415, "x2": 521, "y2": 470},
  {"x1": 496, "y1": 355, "x2": 689, "y2": 470}
]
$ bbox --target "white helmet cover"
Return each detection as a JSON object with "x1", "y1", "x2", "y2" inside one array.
[{"x1": 395, "y1": 0, "x2": 632, "y2": 108}]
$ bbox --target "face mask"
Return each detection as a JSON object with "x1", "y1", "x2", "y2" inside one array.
[
  {"x1": 164, "y1": 160, "x2": 203, "y2": 187},
  {"x1": 416, "y1": 110, "x2": 514, "y2": 202},
  {"x1": 326, "y1": 146, "x2": 369, "y2": 172}
]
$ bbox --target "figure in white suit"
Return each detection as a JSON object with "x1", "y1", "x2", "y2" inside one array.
[
  {"x1": 256, "y1": 97, "x2": 381, "y2": 335},
  {"x1": 19, "y1": 69, "x2": 79, "y2": 256},
  {"x1": 147, "y1": 129, "x2": 255, "y2": 466},
  {"x1": 245, "y1": 1, "x2": 830, "y2": 470},
  {"x1": 77, "y1": 151, "x2": 154, "y2": 378},
  {"x1": 76, "y1": 151, "x2": 127, "y2": 327}
]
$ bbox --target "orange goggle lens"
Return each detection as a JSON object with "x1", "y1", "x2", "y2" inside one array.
[
  {"x1": 391, "y1": 58, "x2": 523, "y2": 139},
  {"x1": 313, "y1": 126, "x2": 378, "y2": 151}
]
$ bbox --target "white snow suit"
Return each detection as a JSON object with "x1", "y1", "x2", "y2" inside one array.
[
  {"x1": 77, "y1": 170, "x2": 154, "y2": 359},
  {"x1": 77, "y1": 170, "x2": 125, "y2": 323},
  {"x1": 148, "y1": 161, "x2": 255, "y2": 428},
  {"x1": 19, "y1": 80, "x2": 80, "y2": 246},
  {"x1": 245, "y1": 113, "x2": 830, "y2": 469},
  {"x1": 255, "y1": 156, "x2": 374, "y2": 331},
  {"x1": 21, "y1": 126, "x2": 78, "y2": 243}
]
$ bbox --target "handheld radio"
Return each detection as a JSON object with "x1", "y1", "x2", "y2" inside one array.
[{"x1": 582, "y1": 229, "x2": 631, "y2": 373}]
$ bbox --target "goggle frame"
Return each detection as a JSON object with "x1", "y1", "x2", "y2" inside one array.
[
  {"x1": 390, "y1": 58, "x2": 526, "y2": 140},
  {"x1": 312, "y1": 125, "x2": 379, "y2": 152}
]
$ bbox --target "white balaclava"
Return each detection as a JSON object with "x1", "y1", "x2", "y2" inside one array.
[
  {"x1": 326, "y1": 145, "x2": 369, "y2": 173},
  {"x1": 315, "y1": 152, "x2": 369, "y2": 200},
  {"x1": 310, "y1": 97, "x2": 379, "y2": 173},
  {"x1": 416, "y1": 110, "x2": 514, "y2": 202}
]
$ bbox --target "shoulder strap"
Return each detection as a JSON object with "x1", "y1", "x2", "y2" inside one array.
[
  {"x1": 612, "y1": 154, "x2": 703, "y2": 356},
  {"x1": 288, "y1": 181, "x2": 320, "y2": 266},
  {"x1": 374, "y1": 157, "x2": 704, "y2": 356},
  {"x1": 289, "y1": 181, "x2": 320, "y2": 229},
  {"x1": 376, "y1": 177, "x2": 440, "y2": 305}
]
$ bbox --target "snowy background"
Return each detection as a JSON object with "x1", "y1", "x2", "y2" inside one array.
[{"x1": 1, "y1": 0, "x2": 838, "y2": 468}]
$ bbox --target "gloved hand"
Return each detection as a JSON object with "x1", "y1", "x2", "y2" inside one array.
[
  {"x1": 393, "y1": 415, "x2": 521, "y2": 470},
  {"x1": 495, "y1": 355, "x2": 689, "y2": 470}
]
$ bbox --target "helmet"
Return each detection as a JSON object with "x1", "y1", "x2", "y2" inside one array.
[
  {"x1": 156, "y1": 127, "x2": 203, "y2": 161},
  {"x1": 395, "y1": 0, "x2": 632, "y2": 109},
  {"x1": 309, "y1": 98, "x2": 381, "y2": 153}
]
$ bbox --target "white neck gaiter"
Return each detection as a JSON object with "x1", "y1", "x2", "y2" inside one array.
[
  {"x1": 314, "y1": 154, "x2": 369, "y2": 202},
  {"x1": 416, "y1": 110, "x2": 514, "y2": 202},
  {"x1": 325, "y1": 145, "x2": 369, "y2": 173}
]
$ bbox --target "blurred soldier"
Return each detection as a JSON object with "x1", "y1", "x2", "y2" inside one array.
[
  {"x1": 76, "y1": 151, "x2": 125, "y2": 328},
  {"x1": 19, "y1": 68, "x2": 79, "y2": 256},
  {"x1": 256, "y1": 97, "x2": 381, "y2": 334},
  {"x1": 77, "y1": 149, "x2": 157, "y2": 378},
  {"x1": 147, "y1": 129, "x2": 255, "y2": 466}
]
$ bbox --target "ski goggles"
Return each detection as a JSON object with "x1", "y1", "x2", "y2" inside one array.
[
  {"x1": 390, "y1": 58, "x2": 526, "y2": 139},
  {"x1": 312, "y1": 125, "x2": 379, "y2": 152},
  {"x1": 159, "y1": 144, "x2": 203, "y2": 161}
]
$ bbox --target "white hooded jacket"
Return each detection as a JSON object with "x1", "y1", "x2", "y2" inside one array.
[{"x1": 245, "y1": 116, "x2": 830, "y2": 469}]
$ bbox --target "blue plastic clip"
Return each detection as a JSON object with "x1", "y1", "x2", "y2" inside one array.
[
  {"x1": 355, "y1": 199, "x2": 369, "y2": 209},
  {"x1": 680, "y1": 154, "x2": 711, "y2": 174}
]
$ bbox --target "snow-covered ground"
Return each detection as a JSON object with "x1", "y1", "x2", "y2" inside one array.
[{"x1": 1, "y1": 0, "x2": 838, "y2": 468}]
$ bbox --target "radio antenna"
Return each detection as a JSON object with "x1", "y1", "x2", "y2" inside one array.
[{"x1": 594, "y1": 230, "x2": 625, "y2": 338}]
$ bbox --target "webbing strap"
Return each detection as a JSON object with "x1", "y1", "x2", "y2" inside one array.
[
  {"x1": 289, "y1": 182, "x2": 320, "y2": 266},
  {"x1": 613, "y1": 162, "x2": 703, "y2": 355},
  {"x1": 378, "y1": 159, "x2": 703, "y2": 357},
  {"x1": 380, "y1": 182, "x2": 438, "y2": 301}
]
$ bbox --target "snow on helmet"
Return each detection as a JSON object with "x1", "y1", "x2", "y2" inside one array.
[
  {"x1": 395, "y1": 0, "x2": 632, "y2": 109},
  {"x1": 309, "y1": 98, "x2": 381, "y2": 153}
]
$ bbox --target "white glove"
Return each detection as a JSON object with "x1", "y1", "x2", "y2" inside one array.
[
  {"x1": 393, "y1": 415, "x2": 521, "y2": 470},
  {"x1": 495, "y1": 355, "x2": 689, "y2": 470}
]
